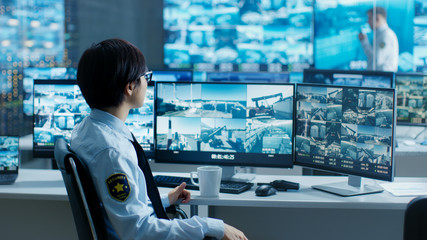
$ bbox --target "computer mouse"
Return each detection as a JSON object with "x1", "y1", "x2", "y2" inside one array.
[{"x1": 255, "y1": 184, "x2": 277, "y2": 197}]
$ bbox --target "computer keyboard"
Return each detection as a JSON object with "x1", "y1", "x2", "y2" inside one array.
[{"x1": 154, "y1": 175, "x2": 254, "y2": 194}]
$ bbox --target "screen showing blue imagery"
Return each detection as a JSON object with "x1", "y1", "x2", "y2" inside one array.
[
  {"x1": 155, "y1": 82, "x2": 294, "y2": 168},
  {"x1": 206, "y1": 71, "x2": 290, "y2": 83},
  {"x1": 33, "y1": 80, "x2": 90, "y2": 154},
  {"x1": 295, "y1": 84, "x2": 395, "y2": 181},
  {"x1": 0, "y1": 136, "x2": 19, "y2": 172},
  {"x1": 395, "y1": 73, "x2": 427, "y2": 125},
  {"x1": 125, "y1": 85, "x2": 155, "y2": 154},
  {"x1": 164, "y1": 0, "x2": 313, "y2": 71},
  {"x1": 314, "y1": 0, "x2": 413, "y2": 71},
  {"x1": 152, "y1": 70, "x2": 193, "y2": 82},
  {"x1": 415, "y1": 0, "x2": 427, "y2": 72},
  {"x1": 23, "y1": 68, "x2": 77, "y2": 116},
  {"x1": 33, "y1": 80, "x2": 155, "y2": 157},
  {"x1": 303, "y1": 69, "x2": 394, "y2": 88}
]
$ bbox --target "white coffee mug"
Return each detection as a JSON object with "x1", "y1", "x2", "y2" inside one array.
[{"x1": 190, "y1": 166, "x2": 222, "y2": 197}]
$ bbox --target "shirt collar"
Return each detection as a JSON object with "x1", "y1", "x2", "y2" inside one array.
[
  {"x1": 376, "y1": 24, "x2": 388, "y2": 33},
  {"x1": 89, "y1": 108, "x2": 133, "y2": 141}
]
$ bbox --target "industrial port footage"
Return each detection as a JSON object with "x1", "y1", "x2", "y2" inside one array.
[
  {"x1": 156, "y1": 83, "x2": 294, "y2": 155},
  {"x1": 295, "y1": 85, "x2": 394, "y2": 174}
]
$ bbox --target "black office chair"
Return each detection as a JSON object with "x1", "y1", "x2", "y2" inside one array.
[
  {"x1": 404, "y1": 196, "x2": 427, "y2": 240},
  {"x1": 54, "y1": 138, "x2": 189, "y2": 240},
  {"x1": 54, "y1": 138, "x2": 108, "y2": 240}
]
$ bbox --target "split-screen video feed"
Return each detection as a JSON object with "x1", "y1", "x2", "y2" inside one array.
[
  {"x1": 0, "y1": 136, "x2": 19, "y2": 171},
  {"x1": 295, "y1": 85, "x2": 394, "y2": 174},
  {"x1": 156, "y1": 83, "x2": 293, "y2": 155},
  {"x1": 33, "y1": 83, "x2": 90, "y2": 146},
  {"x1": 396, "y1": 74, "x2": 427, "y2": 125}
]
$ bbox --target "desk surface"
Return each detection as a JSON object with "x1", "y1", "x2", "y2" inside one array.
[
  {"x1": 0, "y1": 169, "x2": 424, "y2": 211},
  {"x1": 0, "y1": 169, "x2": 67, "y2": 201}
]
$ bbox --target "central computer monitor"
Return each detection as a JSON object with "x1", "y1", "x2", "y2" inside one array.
[
  {"x1": 294, "y1": 83, "x2": 395, "y2": 196},
  {"x1": 303, "y1": 68, "x2": 394, "y2": 88},
  {"x1": 33, "y1": 80, "x2": 155, "y2": 158},
  {"x1": 155, "y1": 81, "x2": 294, "y2": 180},
  {"x1": 395, "y1": 73, "x2": 427, "y2": 126}
]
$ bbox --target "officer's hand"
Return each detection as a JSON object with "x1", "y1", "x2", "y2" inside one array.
[
  {"x1": 222, "y1": 223, "x2": 248, "y2": 240},
  {"x1": 168, "y1": 182, "x2": 191, "y2": 205},
  {"x1": 358, "y1": 32, "x2": 366, "y2": 41}
]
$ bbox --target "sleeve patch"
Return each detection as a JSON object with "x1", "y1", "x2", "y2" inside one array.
[
  {"x1": 106, "y1": 173, "x2": 131, "y2": 202},
  {"x1": 379, "y1": 42, "x2": 385, "y2": 48}
]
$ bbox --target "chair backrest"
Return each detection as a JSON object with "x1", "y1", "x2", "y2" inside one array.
[
  {"x1": 404, "y1": 196, "x2": 427, "y2": 240},
  {"x1": 54, "y1": 138, "x2": 108, "y2": 240}
]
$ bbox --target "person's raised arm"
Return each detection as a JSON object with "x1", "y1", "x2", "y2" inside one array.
[{"x1": 359, "y1": 33, "x2": 373, "y2": 58}]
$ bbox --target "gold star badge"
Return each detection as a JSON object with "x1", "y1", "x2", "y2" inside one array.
[
  {"x1": 106, "y1": 173, "x2": 131, "y2": 202},
  {"x1": 114, "y1": 183, "x2": 124, "y2": 192}
]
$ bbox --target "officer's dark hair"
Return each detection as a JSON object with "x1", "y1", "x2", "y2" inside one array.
[
  {"x1": 77, "y1": 38, "x2": 146, "y2": 109},
  {"x1": 367, "y1": 7, "x2": 387, "y2": 19}
]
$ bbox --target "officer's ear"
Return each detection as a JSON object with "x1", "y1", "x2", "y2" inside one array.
[{"x1": 124, "y1": 81, "x2": 136, "y2": 97}]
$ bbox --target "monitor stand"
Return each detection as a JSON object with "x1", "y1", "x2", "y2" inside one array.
[
  {"x1": 221, "y1": 166, "x2": 256, "y2": 183},
  {"x1": 312, "y1": 175, "x2": 384, "y2": 197}
]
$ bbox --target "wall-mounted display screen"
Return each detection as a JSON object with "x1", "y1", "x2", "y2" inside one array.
[{"x1": 163, "y1": 0, "x2": 313, "y2": 72}]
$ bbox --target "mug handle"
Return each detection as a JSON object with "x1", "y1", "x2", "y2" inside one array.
[{"x1": 190, "y1": 171, "x2": 199, "y2": 186}]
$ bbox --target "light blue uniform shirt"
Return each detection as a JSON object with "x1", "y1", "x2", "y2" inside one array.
[
  {"x1": 361, "y1": 24, "x2": 399, "y2": 72},
  {"x1": 70, "y1": 109, "x2": 224, "y2": 240}
]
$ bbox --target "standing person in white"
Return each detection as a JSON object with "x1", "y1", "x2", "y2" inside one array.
[{"x1": 358, "y1": 7, "x2": 399, "y2": 72}]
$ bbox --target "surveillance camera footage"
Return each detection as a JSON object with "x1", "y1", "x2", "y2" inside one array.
[
  {"x1": 395, "y1": 73, "x2": 427, "y2": 125},
  {"x1": 0, "y1": 136, "x2": 19, "y2": 171},
  {"x1": 33, "y1": 81, "x2": 155, "y2": 154},
  {"x1": 156, "y1": 82, "x2": 294, "y2": 159},
  {"x1": 295, "y1": 84, "x2": 395, "y2": 180},
  {"x1": 23, "y1": 68, "x2": 77, "y2": 116},
  {"x1": 33, "y1": 81, "x2": 90, "y2": 147},
  {"x1": 125, "y1": 86, "x2": 155, "y2": 152},
  {"x1": 303, "y1": 69, "x2": 393, "y2": 88},
  {"x1": 163, "y1": 0, "x2": 313, "y2": 71}
]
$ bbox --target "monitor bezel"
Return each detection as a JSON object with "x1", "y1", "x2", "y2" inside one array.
[
  {"x1": 154, "y1": 81, "x2": 296, "y2": 168},
  {"x1": 294, "y1": 83, "x2": 396, "y2": 182},
  {"x1": 303, "y1": 68, "x2": 395, "y2": 88},
  {"x1": 394, "y1": 72, "x2": 427, "y2": 126}
]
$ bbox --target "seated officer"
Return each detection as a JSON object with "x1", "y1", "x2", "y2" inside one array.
[{"x1": 70, "y1": 38, "x2": 247, "y2": 240}]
